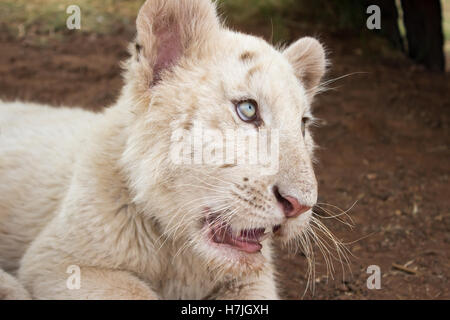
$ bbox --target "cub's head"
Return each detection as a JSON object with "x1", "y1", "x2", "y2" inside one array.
[{"x1": 121, "y1": 0, "x2": 326, "y2": 274}]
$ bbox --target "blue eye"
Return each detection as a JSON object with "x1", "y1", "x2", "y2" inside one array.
[{"x1": 236, "y1": 100, "x2": 258, "y2": 122}]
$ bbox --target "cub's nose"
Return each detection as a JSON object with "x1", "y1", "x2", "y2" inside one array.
[{"x1": 273, "y1": 186, "x2": 311, "y2": 218}]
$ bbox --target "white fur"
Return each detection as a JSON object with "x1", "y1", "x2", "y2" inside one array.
[{"x1": 0, "y1": 0, "x2": 326, "y2": 299}]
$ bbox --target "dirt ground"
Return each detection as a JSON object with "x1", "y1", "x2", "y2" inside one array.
[{"x1": 0, "y1": 20, "x2": 448, "y2": 299}]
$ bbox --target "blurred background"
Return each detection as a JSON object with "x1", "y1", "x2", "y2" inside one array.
[{"x1": 0, "y1": 0, "x2": 448, "y2": 299}]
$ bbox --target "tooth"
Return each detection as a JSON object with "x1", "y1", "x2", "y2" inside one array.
[{"x1": 259, "y1": 233, "x2": 270, "y2": 241}]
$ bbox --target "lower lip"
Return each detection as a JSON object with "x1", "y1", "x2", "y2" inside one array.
[
  {"x1": 213, "y1": 232, "x2": 263, "y2": 253},
  {"x1": 209, "y1": 224, "x2": 264, "y2": 254},
  {"x1": 203, "y1": 208, "x2": 282, "y2": 254}
]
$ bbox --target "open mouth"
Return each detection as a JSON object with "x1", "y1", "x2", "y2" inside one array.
[{"x1": 206, "y1": 213, "x2": 281, "y2": 254}]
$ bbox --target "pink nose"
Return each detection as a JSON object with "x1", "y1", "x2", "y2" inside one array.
[
  {"x1": 273, "y1": 186, "x2": 311, "y2": 218},
  {"x1": 283, "y1": 196, "x2": 311, "y2": 218}
]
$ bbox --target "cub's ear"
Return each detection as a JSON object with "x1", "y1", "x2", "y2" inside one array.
[
  {"x1": 283, "y1": 37, "x2": 326, "y2": 99},
  {"x1": 136, "y1": 0, "x2": 220, "y2": 85}
]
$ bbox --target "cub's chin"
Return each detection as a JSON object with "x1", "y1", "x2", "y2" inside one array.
[
  {"x1": 275, "y1": 210, "x2": 312, "y2": 244},
  {"x1": 190, "y1": 208, "x2": 312, "y2": 276}
]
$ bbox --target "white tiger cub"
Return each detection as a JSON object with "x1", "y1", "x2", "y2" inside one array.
[{"x1": 0, "y1": 0, "x2": 326, "y2": 299}]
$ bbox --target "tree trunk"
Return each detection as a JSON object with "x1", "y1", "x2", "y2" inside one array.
[
  {"x1": 368, "y1": 0, "x2": 405, "y2": 51},
  {"x1": 401, "y1": 0, "x2": 445, "y2": 72}
]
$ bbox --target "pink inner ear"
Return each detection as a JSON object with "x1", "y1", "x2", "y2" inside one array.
[{"x1": 153, "y1": 24, "x2": 182, "y2": 85}]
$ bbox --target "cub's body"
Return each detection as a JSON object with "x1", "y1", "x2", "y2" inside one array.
[
  {"x1": 0, "y1": 101, "x2": 99, "y2": 271},
  {"x1": 0, "y1": 0, "x2": 326, "y2": 299},
  {"x1": 0, "y1": 101, "x2": 275, "y2": 299},
  {"x1": 0, "y1": 100, "x2": 276, "y2": 300}
]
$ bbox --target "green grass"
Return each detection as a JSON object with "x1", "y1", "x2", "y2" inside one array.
[
  {"x1": 218, "y1": 0, "x2": 294, "y2": 43},
  {"x1": 0, "y1": 0, "x2": 367, "y2": 43},
  {"x1": 0, "y1": 0, "x2": 144, "y2": 37},
  {"x1": 2, "y1": 0, "x2": 447, "y2": 66},
  {"x1": 442, "y1": 0, "x2": 450, "y2": 70},
  {"x1": 443, "y1": 0, "x2": 450, "y2": 41}
]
